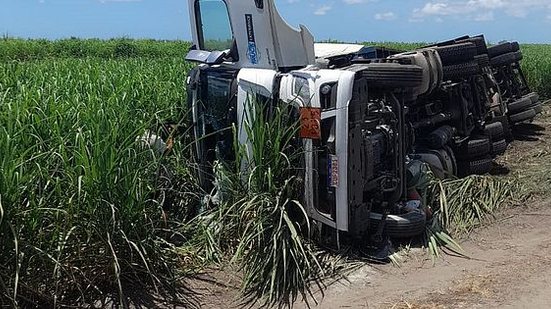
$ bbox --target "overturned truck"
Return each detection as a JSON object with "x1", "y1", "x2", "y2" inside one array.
[{"x1": 185, "y1": 0, "x2": 541, "y2": 254}]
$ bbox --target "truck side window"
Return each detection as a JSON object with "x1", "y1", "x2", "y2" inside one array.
[{"x1": 195, "y1": 0, "x2": 233, "y2": 51}]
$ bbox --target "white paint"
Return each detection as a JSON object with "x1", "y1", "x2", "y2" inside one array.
[
  {"x1": 189, "y1": 0, "x2": 315, "y2": 70},
  {"x1": 314, "y1": 43, "x2": 365, "y2": 59},
  {"x1": 236, "y1": 68, "x2": 278, "y2": 163},
  {"x1": 279, "y1": 68, "x2": 355, "y2": 232}
]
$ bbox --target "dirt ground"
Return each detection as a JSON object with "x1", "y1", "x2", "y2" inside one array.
[
  {"x1": 193, "y1": 103, "x2": 551, "y2": 309},
  {"x1": 297, "y1": 201, "x2": 551, "y2": 309}
]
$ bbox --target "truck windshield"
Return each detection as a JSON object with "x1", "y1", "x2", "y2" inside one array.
[{"x1": 195, "y1": 0, "x2": 233, "y2": 51}]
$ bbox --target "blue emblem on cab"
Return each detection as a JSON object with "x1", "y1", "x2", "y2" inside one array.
[{"x1": 245, "y1": 14, "x2": 259, "y2": 64}]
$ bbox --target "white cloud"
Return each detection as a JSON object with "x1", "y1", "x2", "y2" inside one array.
[
  {"x1": 417, "y1": 3, "x2": 454, "y2": 16},
  {"x1": 374, "y1": 12, "x2": 397, "y2": 20},
  {"x1": 412, "y1": 0, "x2": 551, "y2": 21},
  {"x1": 314, "y1": 5, "x2": 332, "y2": 15},
  {"x1": 467, "y1": 0, "x2": 505, "y2": 9},
  {"x1": 412, "y1": 2, "x2": 474, "y2": 18},
  {"x1": 474, "y1": 11, "x2": 495, "y2": 21}
]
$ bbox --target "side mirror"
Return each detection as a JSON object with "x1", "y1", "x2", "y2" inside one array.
[
  {"x1": 206, "y1": 50, "x2": 227, "y2": 64},
  {"x1": 185, "y1": 50, "x2": 211, "y2": 63},
  {"x1": 185, "y1": 39, "x2": 238, "y2": 65},
  {"x1": 185, "y1": 50, "x2": 227, "y2": 65}
]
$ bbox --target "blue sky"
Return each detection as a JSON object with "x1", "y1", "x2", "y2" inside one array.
[{"x1": 1, "y1": 0, "x2": 551, "y2": 43}]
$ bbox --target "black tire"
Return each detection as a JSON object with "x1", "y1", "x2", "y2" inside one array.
[
  {"x1": 427, "y1": 125, "x2": 454, "y2": 149},
  {"x1": 509, "y1": 108, "x2": 536, "y2": 123},
  {"x1": 484, "y1": 122, "x2": 505, "y2": 141},
  {"x1": 488, "y1": 42, "x2": 519, "y2": 58},
  {"x1": 369, "y1": 211, "x2": 426, "y2": 239},
  {"x1": 533, "y1": 103, "x2": 543, "y2": 115},
  {"x1": 455, "y1": 136, "x2": 491, "y2": 159},
  {"x1": 457, "y1": 155, "x2": 493, "y2": 177},
  {"x1": 488, "y1": 43, "x2": 511, "y2": 58},
  {"x1": 494, "y1": 115, "x2": 514, "y2": 142},
  {"x1": 491, "y1": 139, "x2": 507, "y2": 156},
  {"x1": 435, "y1": 42, "x2": 477, "y2": 65},
  {"x1": 526, "y1": 92, "x2": 539, "y2": 104},
  {"x1": 490, "y1": 51, "x2": 523, "y2": 67},
  {"x1": 442, "y1": 60, "x2": 480, "y2": 80},
  {"x1": 426, "y1": 35, "x2": 471, "y2": 48},
  {"x1": 475, "y1": 54, "x2": 490, "y2": 68},
  {"x1": 458, "y1": 36, "x2": 488, "y2": 55},
  {"x1": 507, "y1": 96, "x2": 532, "y2": 113},
  {"x1": 443, "y1": 145, "x2": 458, "y2": 176},
  {"x1": 353, "y1": 63, "x2": 424, "y2": 89},
  {"x1": 511, "y1": 42, "x2": 520, "y2": 52}
]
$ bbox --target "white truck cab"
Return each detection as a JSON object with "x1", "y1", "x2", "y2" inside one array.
[{"x1": 186, "y1": 0, "x2": 429, "y2": 252}]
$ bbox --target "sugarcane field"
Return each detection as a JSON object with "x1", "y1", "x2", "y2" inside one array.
[{"x1": 2, "y1": 1, "x2": 551, "y2": 308}]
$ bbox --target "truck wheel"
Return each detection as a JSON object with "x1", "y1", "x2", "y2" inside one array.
[
  {"x1": 532, "y1": 103, "x2": 543, "y2": 115},
  {"x1": 475, "y1": 54, "x2": 490, "y2": 68},
  {"x1": 356, "y1": 63, "x2": 424, "y2": 89},
  {"x1": 484, "y1": 122, "x2": 505, "y2": 141},
  {"x1": 442, "y1": 61, "x2": 480, "y2": 80},
  {"x1": 457, "y1": 155, "x2": 493, "y2": 177},
  {"x1": 458, "y1": 36, "x2": 488, "y2": 55},
  {"x1": 427, "y1": 125, "x2": 454, "y2": 149},
  {"x1": 455, "y1": 136, "x2": 491, "y2": 159},
  {"x1": 509, "y1": 108, "x2": 536, "y2": 124},
  {"x1": 443, "y1": 145, "x2": 458, "y2": 176},
  {"x1": 507, "y1": 96, "x2": 532, "y2": 113},
  {"x1": 511, "y1": 42, "x2": 520, "y2": 52},
  {"x1": 526, "y1": 92, "x2": 539, "y2": 104},
  {"x1": 488, "y1": 42, "x2": 519, "y2": 58},
  {"x1": 369, "y1": 211, "x2": 426, "y2": 239},
  {"x1": 490, "y1": 51, "x2": 523, "y2": 67},
  {"x1": 491, "y1": 139, "x2": 507, "y2": 156},
  {"x1": 435, "y1": 42, "x2": 477, "y2": 65},
  {"x1": 492, "y1": 116, "x2": 513, "y2": 141}
]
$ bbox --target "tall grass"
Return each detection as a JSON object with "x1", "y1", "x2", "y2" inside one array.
[
  {"x1": 2, "y1": 38, "x2": 550, "y2": 97},
  {"x1": 0, "y1": 58, "x2": 197, "y2": 307},
  {"x1": 189, "y1": 99, "x2": 340, "y2": 308},
  {"x1": 0, "y1": 38, "x2": 191, "y2": 60},
  {"x1": 520, "y1": 44, "x2": 551, "y2": 99},
  {"x1": 1, "y1": 38, "x2": 549, "y2": 307}
]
